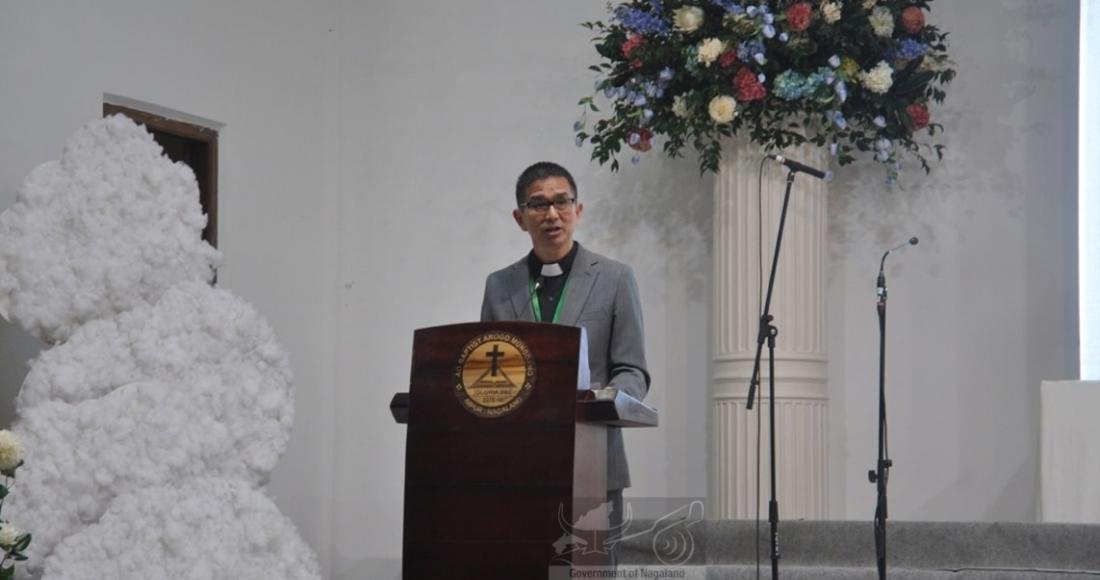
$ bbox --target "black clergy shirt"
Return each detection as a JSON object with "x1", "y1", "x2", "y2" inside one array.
[{"x1": 525, "y1": 242, "x2": 581, "y2": 323}]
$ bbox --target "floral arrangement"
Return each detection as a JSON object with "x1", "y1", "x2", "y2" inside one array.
[
  {"x1": 0, "y1": 430, "x2": 31, "y2": 580},
  {"x1": 574, "y1": 0, "x2": 955, "y2": 180}
]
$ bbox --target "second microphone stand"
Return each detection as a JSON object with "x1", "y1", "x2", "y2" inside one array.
[
  {"x1": 869, "y1": 253, "x2": 894, "y2": 580},
  {"x1": 747, "y1": 169, "x2": 799, "y2": 580}
]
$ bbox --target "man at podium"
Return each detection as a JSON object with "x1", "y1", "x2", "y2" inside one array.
[{"x1": 480, "y1": 161, "x2": 651, "y2": 534}]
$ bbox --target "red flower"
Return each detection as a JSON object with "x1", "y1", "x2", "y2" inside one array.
[
  {"x1": 900, "y1": 6, "x2": 925, "y2": 34},
  {"x1": 733, "y1": 67, "x2": 767, "y2": 102},
  {"x1": 786, "y1": 2, "x2": 813, "y2": 33},
  {"x1": 719, "y1": 50, "x2": 738, "y2": 70},
  {"x1": 906, "y1": 103, "x2": 930, "y2": 130},
  {"x1": 630, "y1": 58, "x2": 644, "y2": 70},
  {"x1": 621, "y1": 35, "x2": 646, "y2": 59},
  {"x1": 628, "y1": 128, "x2": 653, "y2": 152}
]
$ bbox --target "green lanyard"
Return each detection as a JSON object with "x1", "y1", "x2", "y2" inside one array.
[{"x1": 529, "y1": 276, "x2": 570, "y2": 323}]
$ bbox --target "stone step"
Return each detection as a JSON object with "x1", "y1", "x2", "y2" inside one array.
[{"x1": 614, "y1": 520, "x2": 1100, "y2": 572}]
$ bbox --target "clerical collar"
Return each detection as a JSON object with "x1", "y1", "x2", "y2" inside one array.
[{"x1": 527, "y1": 242, "x2": 580, "y2": 279}]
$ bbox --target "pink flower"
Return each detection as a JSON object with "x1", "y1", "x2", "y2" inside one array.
[
  {"x1": 900, "y1": 6, "x2": 925, "y2": 34},
  {"x1": 621, "y1": 35, "x2": 645, "y2": 59},
  {"x1": 733, "y1": 68, "x2": 767, "y2": 102},
  {"x1": 906, "y1": 102, "x2": 930, "y2": 130},
  {"x1": 786, "y1": 2, "x2": 813, "y2": 32}
]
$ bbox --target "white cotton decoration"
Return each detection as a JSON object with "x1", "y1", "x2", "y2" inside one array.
[
  {"x1": 0, "y1": 114, "x2": 220, "y2": 343},
  {"x1": 17, "y1": 281, "x2": 291, "y2": 409},
  {"x1": 41, "y1": 478, "x2": 321, "y2": 580},
  {"x1": 8, "y1": 366, "x2": 293, "y2": 572}
]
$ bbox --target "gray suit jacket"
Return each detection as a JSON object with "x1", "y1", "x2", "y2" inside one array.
[{"x1": 480, "y1": 244, "x2": 649, "y2": 490}]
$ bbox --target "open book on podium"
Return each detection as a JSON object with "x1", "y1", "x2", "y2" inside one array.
[{"x1": 390, "y1": 321, "x2": 657, "y2": 579}]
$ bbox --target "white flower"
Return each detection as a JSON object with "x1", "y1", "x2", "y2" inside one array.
[
  {"x1": 672, "y1": 95, "x2": 691, "y2": 118},
  {"x1": 697, "y1": 38, "x2": 726, "y2": 67},
  {"x1": 869, "y1": 6, "x2": 894, "y2": 37},
  {"x1": 860, "y1": 61, "x2": 894, "y2": 94},
  {"x1": 708, "y1": 95, "x2": 738, "y2": 124},
  {"x1": 0, "y1": 522, "x2": 20, "y2": 548},
  {"x1": 673, "y1": 6, "x2": 705, "y2": 33},
  {"x1": 0, "y1": 430, "x2": 24, "y2": 472},
  {"x1": 821, "y1": 2, "x2": 842, "y2": 24},
  {"x1": 863, "y1": 0, "x2": 878, "y2": 9}
]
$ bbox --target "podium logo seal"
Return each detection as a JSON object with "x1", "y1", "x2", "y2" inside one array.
[{"x1": 455, "y1": 332, "x2": 536, "y2": 418}]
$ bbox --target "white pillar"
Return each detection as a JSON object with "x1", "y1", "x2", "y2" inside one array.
[{"x1": 710, "y1": 137, "x2": 829, "y2": 519}]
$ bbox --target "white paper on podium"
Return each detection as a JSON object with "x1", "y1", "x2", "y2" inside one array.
[{"x1": 1040, "y1": 380, "x2": 1100, "y2": 523}]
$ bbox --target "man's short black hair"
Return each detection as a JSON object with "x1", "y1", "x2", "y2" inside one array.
[{"x1": 515, "y1": 162, "x2": 577, "y2": 207}]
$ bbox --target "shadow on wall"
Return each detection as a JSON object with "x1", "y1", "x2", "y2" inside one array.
[
  {"x1": 825, "y1": 0, "x2": 1063, "y2": 282},
  {"x1": 575, "y1": 156, "x2": 712, "y2": 303}
]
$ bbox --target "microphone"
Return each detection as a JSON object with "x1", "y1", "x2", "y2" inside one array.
[
  {"x1": 768, "y1": 154, "x2": 831, "y2": 180},
  {"x1": 878, "y1": 237, "x2": 918, "y2": 302},
  {"x1": 880, "y1": 237, "x2": 919, "y2": 270},
  {"x1": 524, "y1": 277, "x2": 544, "y2": 319}
]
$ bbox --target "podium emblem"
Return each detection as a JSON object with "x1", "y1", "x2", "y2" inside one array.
[{"x1": 455, "y1": 332, "x2": 536, "y2": 418}]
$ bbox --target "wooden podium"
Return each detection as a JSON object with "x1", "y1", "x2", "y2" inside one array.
[{"x1": 390, "y1": 321, "x2": 657, "y2": 579}]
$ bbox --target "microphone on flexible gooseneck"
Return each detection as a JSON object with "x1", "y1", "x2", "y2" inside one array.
[
  {"x1": 524, "y1": 277, "x2": 544, "y2": 319},
  {"x1": 871, "y1": 234, "x2": 918, "y2": 580},
  {"x1": 878, "y1": 237, "x2": 919, "y2": 303}
]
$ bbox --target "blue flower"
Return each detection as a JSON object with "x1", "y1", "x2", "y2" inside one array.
[
  {"x1": 613, "y1": 5, "x2": 670, "y2": 34},
  {"x1": 806, "y1": 67, "x2": 835, "y2": 91},
  {"x1": 877, "y1": 150, "x2": 891, "y2": 162},
  {"x1": 659, "y1": 67, "x2": 675, "y2": 83},
  {"x1": 642, "y1": 109, "x2": 655, "y2": 123},
  {"x1": 774, "y1": 70, "x2": 810, "y2": 100},
  {"x1": 753, "y1": 52, "x2": 767, "y2": 65},
  {"x1": 573, "y1": 120, "x2": 584, "y2": 132},
  {"x1": 737, "y1": 40, "x2": 766, "y2": 63},
  {"x1": 834, "y1": 80, "x2": 848, "y2": 103},
  {"x1": 829, "y1": 142, "x2": 839, "y2": 156},
  {"x1": 763, "y1": 13, "x2": 774, "y2": 24},
  {"x1": 575, "y1": 134, "x2": 585, "y2": 147},
  {"x1": 746, "y1": 5, "x2": 758, "y2": 17},
  {"x1": 828, "y1": 110, "x2": 847, "y2": 130},
  {"x1": 828, "y1": 55, "x2": 841, "y2": 68},
  {"x1": 710, "y1": 0, "x2": 744, "y2": 13},
  {"x1": 634, "y1": 94, "x2": 648, "y2": 107},
  {"x1": 628, "y1": 132, "x2": 641, "y2": 146},
  {"x1": 873, "y1": 115, "x2": 887, "y2": 128},
  {"x1": 891, "y1": 39, "x2": 928, "y2": 61},
  {"x1": 762, "y1": 24, "x2": 776, "y2": 39},
  {"x1": 779, "y1": 32, "x2": 789, "y2": 42},
  {"x1": 632, "y1": 154, "x2": 642, "y2": 165},
  {"x1": 603, "y1": 85, "x2": 616, "y2": 99}
]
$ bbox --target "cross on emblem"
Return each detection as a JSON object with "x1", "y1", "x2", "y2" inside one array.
[{"x1": 485, "y1": 344, "x2": 505, "y2": 377}]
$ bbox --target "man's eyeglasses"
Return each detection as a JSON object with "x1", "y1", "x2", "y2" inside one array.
[{"x1": 521, "y1": 196, "x2": 576, "y2": 215}]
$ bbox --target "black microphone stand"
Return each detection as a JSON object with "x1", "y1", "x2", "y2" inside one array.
[
  {"x1": 869, "y1": 252, "x2": 894, "y2": 580},
  {"x1": 747, "y1": 169, "x2": 798, "y2": 580}
]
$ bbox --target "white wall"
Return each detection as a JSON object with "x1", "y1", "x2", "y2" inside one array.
[{"x1": 0, "y1": 1, "x2": 1080, "y2": 578}]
